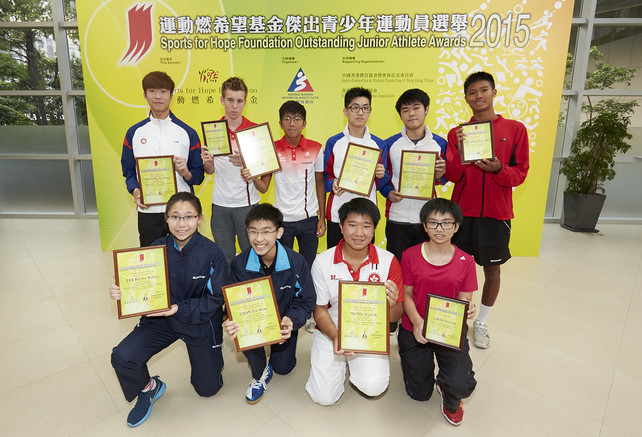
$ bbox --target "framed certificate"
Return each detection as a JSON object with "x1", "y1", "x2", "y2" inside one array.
[
  {"x1": 135, "y1": 155, "x2": 177, "y2": 206},
  {"x1": 398, "y1": 150, "x2": 438, "y2": 200},
  {"x1": 338, "y1": 281, "x2": 389, "y2": 355},
  {"x1": 113, "y1": 245, "x2": 171, "y2": 319},
  {"x1": 235, "y1": 123, "x2": 282, "y2": 178},
  {"x1": 222, "y1": 276, "x2": 283, "y2": 352},
  {"x1": 201, "y1": 120, "x2": 232, "y2": 156},
  {"x1": 337, "y1": 143, "x2": 382, "y2": 196},
  {"x1": 459, "y1": 121, "x2": 495, "y2": 163},
  {"x1": 422, "y1": 294, "x2": 469, "y2": 351}
]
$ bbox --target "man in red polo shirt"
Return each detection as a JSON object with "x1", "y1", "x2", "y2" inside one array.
[{"x1": 242, "y1": 100, "x2": 325, "y2": 333}]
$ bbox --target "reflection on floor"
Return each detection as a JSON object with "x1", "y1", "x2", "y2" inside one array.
[{"x1": 0, "y1": 218, "x2": 640, "y2": 436}]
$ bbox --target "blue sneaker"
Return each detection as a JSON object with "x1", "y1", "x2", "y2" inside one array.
[
  {"x1": 127, "y1": 376, "x2": 166, "y2": 427},
  {"x1": 245, "y1": 363, "x2": 273, "y2": 404}
]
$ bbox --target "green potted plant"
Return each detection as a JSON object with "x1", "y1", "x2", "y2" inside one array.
[{"x1": 560, "y1": 46, "x2": 637, "y2": 232}]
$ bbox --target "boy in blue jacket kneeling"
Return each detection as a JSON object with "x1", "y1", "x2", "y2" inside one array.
[{"x1": 222, "y1": 203, "x2": 316, "y2": 404}]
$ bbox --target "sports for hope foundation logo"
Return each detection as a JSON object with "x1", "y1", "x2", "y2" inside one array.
[{"x1": 83, "y1": 0, "x2": 190, "y2": 108}]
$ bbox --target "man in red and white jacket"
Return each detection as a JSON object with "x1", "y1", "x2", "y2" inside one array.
[{"x1": 445, "y1": 71, "x2": 529, "y2": 349}]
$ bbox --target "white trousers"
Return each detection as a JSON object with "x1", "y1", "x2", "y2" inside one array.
[{"x1": 305, "y1": 330, "x2": 390, "y2": 406}]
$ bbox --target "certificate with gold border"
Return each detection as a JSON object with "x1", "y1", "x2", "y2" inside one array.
[
  {"x1": 338, "y1": 281, "x2": 389, "y2": 355},
  {"x1": 459, "y1": 121, "x2": 495, "y2": 164},
  {"x1": 201, "y1": 120, "x2": 232, "y2": 157},
  {"x1": 135, "y1": 155, "x2": 177, "y2": 206},
  {"x1": 399, "y1": 150, "x2": 438, "y2": 200},
  {"x1": 113, "y1": 245, "x2": 171, "y2": 319},
  {"x1": 235, "y1": 123, "x2": 282, "y2": 178},
  {"x1": 222, "y1": 276, "x2": 282, "y2": 352},
  {"x1": 422, "y1": 294, "x2": 469, "y2": 351},
  {"x1": 337, "y1": 143, "x2": 382, "y2": 196}
]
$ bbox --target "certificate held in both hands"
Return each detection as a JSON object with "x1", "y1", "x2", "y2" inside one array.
[
  {"x1": 135, "y1": 155, "x2": 177, "y2": 206},
  {"x1": 337, "y1": 143, "x2": 382, "y2": 196},
  {"x1": 398, "y1": 150, "x2": 438, "y2": 200},
  {"x1": 459, "y1": 121, "x2": 495, "y2": 164},
  {"x1": 338, "y1": 281, "x2": 390, "y2": 355},
  {"x1": 113, "y1": 245, "x2": 171, "y2": 319},
  {"x1": 222, "y1": 276, "x2": 283, "y2": 352},
  {"x1": 422, "y1": 294, "x2": 469, "y2": 351},
  {"x1": 235, "y1": 123, "x2": 282, "y2": 178}
]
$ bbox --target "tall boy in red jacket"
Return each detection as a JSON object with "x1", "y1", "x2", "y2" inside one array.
[{"x1": 444, "y1": 71, "x2": 529, "y2": 349}]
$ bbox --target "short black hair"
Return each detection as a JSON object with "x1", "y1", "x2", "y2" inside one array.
[
  {"x1": 165, "y1": 192, "x2": 202, "y2": 216},
  {"x1": 395, "y1": 88, "x2": 430, "y2": 115},
  {"x1": 338, "y1": 198, "x2": 380, "y2": 227},
  {"x1": 419, "y1": 198, "x2": 463, "y2": 225},
  {"x1": 463, "y1": 71, "x2": 496, "y2": 94},
  {"x1": 245, "y1": 203, "x2": 283, "y2": 229},
  {"x1": 344, "y1": 87, "x2": 371, "y2": 108},
  {"x1": 279, "y1": 100, "x2": 306, "y2": 121}
]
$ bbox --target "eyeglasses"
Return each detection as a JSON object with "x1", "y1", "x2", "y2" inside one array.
[
  {"x1": 281, "y1": 116, "x2": 304, "y2": 123},
  {"x1": 347, "y1": 104, "x2": 371, "y2": 114},
  {"x1": 247, "y1": 229, "x2": 277, "y2": 238},
  {"x1": 167, "y1": 215, "x2": 198, "y2": 223},
  {"x1": 424, "y1": 221, "x2": 456, "y2": 230}
]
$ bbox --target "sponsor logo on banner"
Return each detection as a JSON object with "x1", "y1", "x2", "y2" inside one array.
[
  {"x1": 82, "y1": 1, "x2": 189, "y2": 108},
  {"x1": 120, "y1": 4, "x2": 153, "y2": 64},
  {"x1": 287, "y1": 68, "x2": 314, "y2": 92},
  {"x1": 283, "y1": 67, "x2": 319, "y2": 105}
]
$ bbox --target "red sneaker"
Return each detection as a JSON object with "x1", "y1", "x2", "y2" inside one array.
[{"x1": 436, "y1": 382, "x2": 464, "y2": 426}]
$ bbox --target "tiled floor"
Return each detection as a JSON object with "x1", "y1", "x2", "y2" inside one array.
[{"x1": 1, "y1": 218, "x2": 640, "y2": 436}]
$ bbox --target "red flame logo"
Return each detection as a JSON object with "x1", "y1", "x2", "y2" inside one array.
[{"x1": 120, "y1": 5, "x2": 153, "y2": 64}]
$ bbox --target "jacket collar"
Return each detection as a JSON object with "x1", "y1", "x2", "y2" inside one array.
[
  {"x1": 170, "y1": 231, "x2": 201, "y2": 253},
  {"x1": 343, "y1": 123, "x2": 371, "y2": 143},
  {"x1": 246, "y1": 241, "x2": 291, "y2": 273}
]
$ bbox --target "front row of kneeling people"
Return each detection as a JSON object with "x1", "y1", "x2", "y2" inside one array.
[{"x1": 110, "y1": 195, "x2": 477, "y2": 428}]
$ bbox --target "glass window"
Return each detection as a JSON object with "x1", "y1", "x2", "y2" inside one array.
[
  {"x1": 66, "y1": 29, "x2": 84, "y2": 90},
  {"x1": 565, "y1": 27, "x2": 578, "y2": 90},
  {"x1": 0, "y1": 95, "x2": 64, "y2": 127},
  {"x1": 0, "y1": 1, "x2": 53, "y2": 22},
  {"x1": 80, "y1": 160, "x2": 97, "y2": 213},
  {"x1": 0, "y1": 28, "x2": 59, "y2": 90},
  {"x1": 601, "y1": 163, "x2": 642, "y2": 217},
  {"x1": 573, "y1": 0, "x2": 584, "y2": 18},
  {"x1": 0, "y1": 159, "x2": 73, "y2": 213},
  {"x1": 545, "y1": 160, "x2": 563, "y2": 218},
  {"x1": 590, "y1": 27, "x2": 642, "y2": 89},
  {"x1": 65, "y1": 0, "x2": 78, "y2": 21},
  {"x1": 555, "y1": 98, "x2": 570, "y2": 156},
  {"x1": 596, "y1": 0, "x2": 642, "y2": 18},
  {"x1": 74, "y1": 97, "x2": 90, "y2": 154},
  {"x1": 0, "y1": 124, "x2": 67, "y2": 155}
]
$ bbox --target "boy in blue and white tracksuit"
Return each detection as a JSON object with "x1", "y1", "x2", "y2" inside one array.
[
  {"x1": 222, "y1": 204, "x2": 316, "y2": 404},
  {"x1": 379, "y1": 89, "x2": 447, "y2": 262},
  {"x1": 121, "y1": 71, "x2": 203, "y2": 246}
]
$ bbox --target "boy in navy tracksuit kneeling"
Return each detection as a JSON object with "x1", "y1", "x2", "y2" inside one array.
[{"x1": 222, "y1": 203, "x2": 316, "y2": 404}]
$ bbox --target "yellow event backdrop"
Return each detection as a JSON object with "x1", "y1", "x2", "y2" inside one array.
[{"x1": 77, "y1": 0, "x2": 573, "y2": 255}]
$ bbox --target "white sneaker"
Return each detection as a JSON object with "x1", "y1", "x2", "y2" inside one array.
[
  {"x1": 473, "y1": 320, "x2": 490, "y2": 349},
  {"x1": 305, "y1": 317, "x2": 316, "y2": 333}
]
